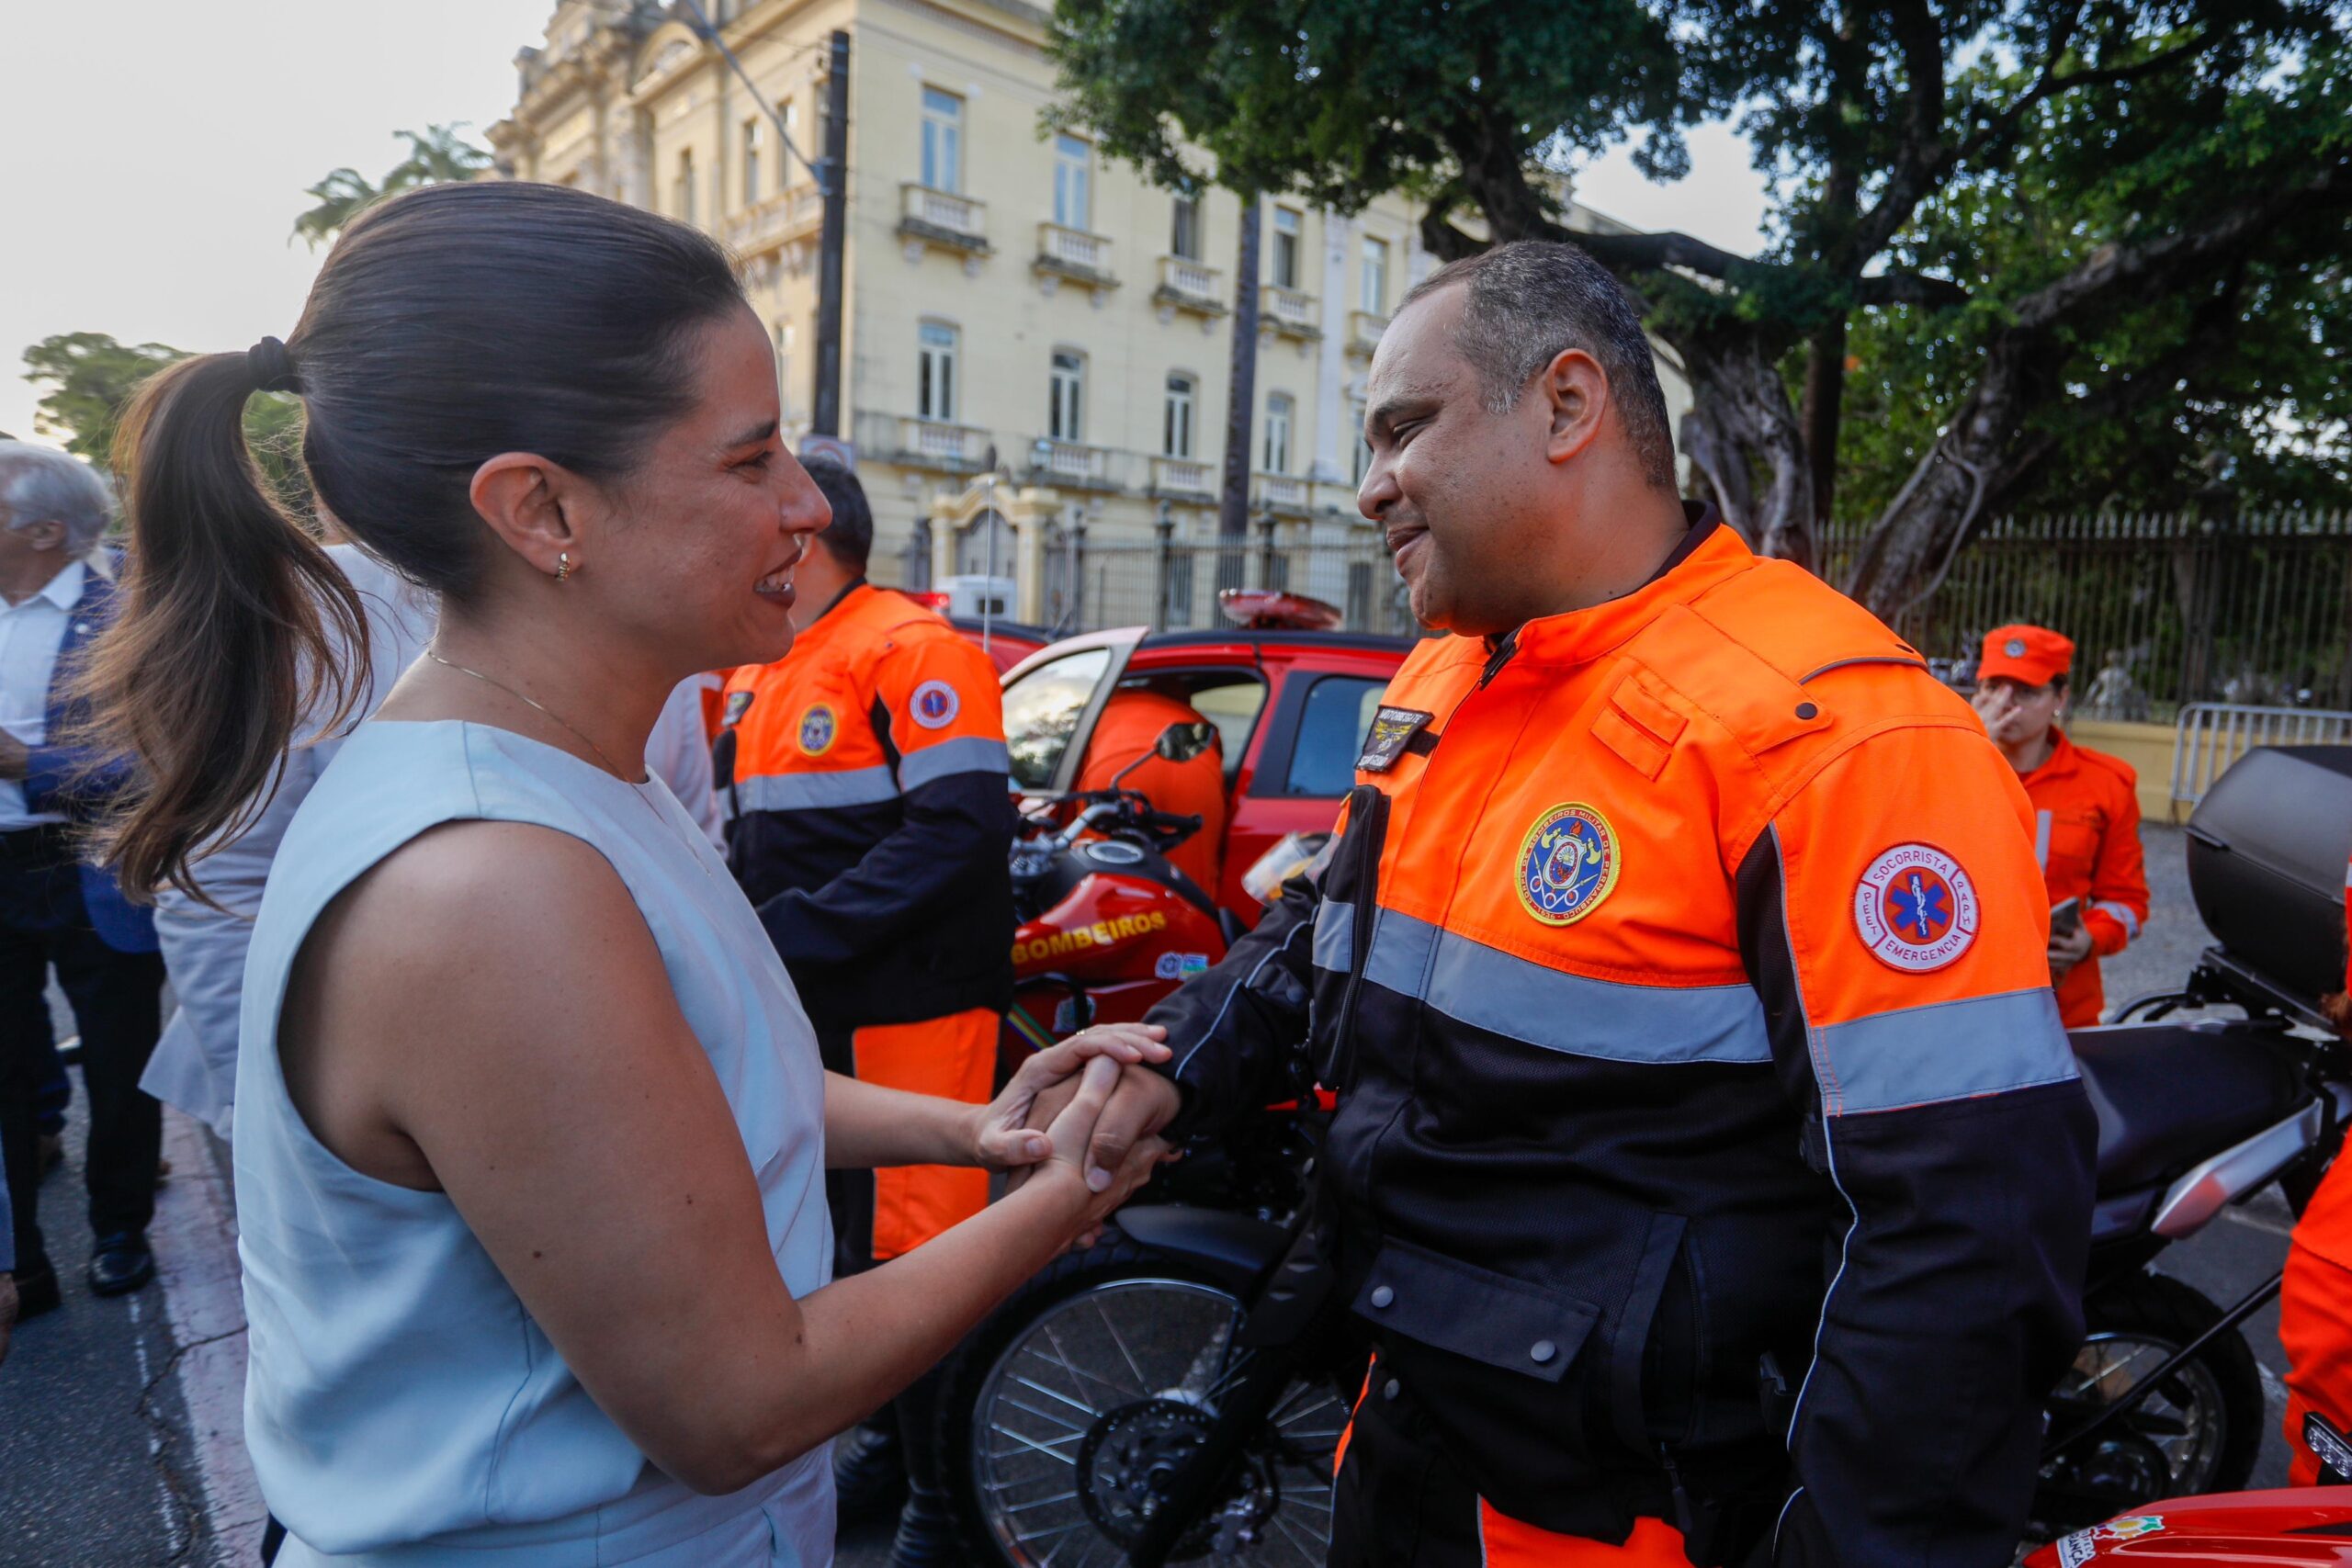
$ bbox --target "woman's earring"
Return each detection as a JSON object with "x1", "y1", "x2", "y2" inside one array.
[{"x1": 555, "y1": 551, "x2": 574, "y2": 582}]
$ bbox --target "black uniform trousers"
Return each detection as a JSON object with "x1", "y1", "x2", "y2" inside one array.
[{"x1": 0, "y1": 825, "x2": 164, "y2": 1274}]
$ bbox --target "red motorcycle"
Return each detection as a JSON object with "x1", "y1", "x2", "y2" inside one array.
[
  {"x1": 1001, "y1": 721, "x2": 1237, "y2": 1056},
  {"x1": 2024, "y1": 1487, "x2": 2352, "y2": 1564}
]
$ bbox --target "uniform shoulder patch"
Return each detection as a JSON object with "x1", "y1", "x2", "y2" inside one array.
[
  {"x1": 1515, "y1": 803, "x2": 1621, "y2": 925},
  {"x1": 723, "y1": 689, "x2": 754, "y2": 727},
  {"x1": 1853, "y1": 842, "x2": 1980, "y2": 972},
  {"x1": 797, "y1": 703, "x2": 837, "y2": 756},
  {"x1": 910, "y1": 679, "x2": 961, "y2": 730},
  {"x1": 1356, "y1": 707, "x2": 1433, "y2": 773}
]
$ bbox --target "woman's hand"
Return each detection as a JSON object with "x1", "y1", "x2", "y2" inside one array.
[
  {"x1": 1029, "y1": 1056, "x2": 1173, "y2": 1241},
  {"x1": 968, "y1": 1023, "x2": 1170, "y2": 1172}
]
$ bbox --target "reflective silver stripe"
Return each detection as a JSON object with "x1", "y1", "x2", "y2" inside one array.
[
  {"x1": 1812, "y1": 986, "x2": 2075, "y2": 1116},
  {"x1": 1312, "y1": 898, "x2": 1355, "y2": 973},
  {"x1": 897, "y1": 736, "x2": 1012, "y2": 791},
  {"x1": 2033, "y1": 809, "x2": 2052, "y2": 872},
  {"x1": 733, "y1": 766, "x2": 899, "y2": 811},
  {"x1": 2092, "y1": 900, "x2": 2141, "y2": 941},
  {"x1": 1343, "y1": 908, "x2": 1772, "y2": 1066}
]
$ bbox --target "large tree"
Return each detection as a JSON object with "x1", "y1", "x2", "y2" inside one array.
[
  {"x1": 292, "y1": 124, "x2": 492, "y2": 249},
  {"x1": 22, "y1": 332, "x2": 307, "y2": 506},
  {"x1": 1046, "y1": 0, "x2": 2350, "y2": 608}
]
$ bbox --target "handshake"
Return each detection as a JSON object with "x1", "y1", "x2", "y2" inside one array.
[{"x1": 970, "y1": 1023, "x2": 1186, "y2": 1247}]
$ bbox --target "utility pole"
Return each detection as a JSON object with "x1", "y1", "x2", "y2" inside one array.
[
  {"x1": 812, "y1": 28, "x2": 850, "y2": 438},
  {"x1": 1217, "y1": 194, "x2": 1262, "y2": 553}
]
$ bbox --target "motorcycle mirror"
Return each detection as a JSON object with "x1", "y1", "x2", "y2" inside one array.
[{"x1": 1154, "y1": 721, "x2": 1216, "y2": 764}]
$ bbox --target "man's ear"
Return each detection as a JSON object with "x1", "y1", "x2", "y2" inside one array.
[
  {"x1": 1541, "y1": 348, "x2": 1611, "y2": 468},
  {"x1": 19, "y1": 518, "x2": 67, "y2": 554},
  {"x1": 469, "y1": 453, "x2": 583, "y2": 580}
]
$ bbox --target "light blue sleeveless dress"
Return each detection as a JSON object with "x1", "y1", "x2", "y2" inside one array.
[{"x1": 233, "y1": 720, "x2": 835, "y2": 1566}]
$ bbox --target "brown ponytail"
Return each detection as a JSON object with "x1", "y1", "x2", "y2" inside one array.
[{"x1": 83, "y1": 352, "x2": 368, "y2": 900}]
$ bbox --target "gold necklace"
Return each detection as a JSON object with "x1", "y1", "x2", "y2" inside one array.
[{"x1": 423, "y1": 645, "x2": 712, "y2": 874}]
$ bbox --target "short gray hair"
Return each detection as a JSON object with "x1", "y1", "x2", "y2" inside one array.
[
  {"x1": 1402, "y1": 240, "x2": 1678, "y2": 491},
  {"x1": 0, "y1": 441, "x2": 117, "y2": 556}
]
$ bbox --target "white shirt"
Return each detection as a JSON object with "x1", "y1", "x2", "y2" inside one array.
[
  {"x1": 0, "y1": 558, "x2": 86, "y2": 831},
  {"x1": 141, "y1": 548, "x2": 729, "y2": 1136}
]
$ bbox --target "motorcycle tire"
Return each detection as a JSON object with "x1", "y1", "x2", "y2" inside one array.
[
  {"x1": 937, "y1": 1235, "x2": 1351, "y2": 1568},
  {"x1": 2032, "y1": 1272, "x2": 2265, "y2": 1536}
]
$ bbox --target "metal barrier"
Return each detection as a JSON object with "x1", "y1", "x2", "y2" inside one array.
[{"x1": 2169, "y1": 703, "x2": 2352, "y2": 807}]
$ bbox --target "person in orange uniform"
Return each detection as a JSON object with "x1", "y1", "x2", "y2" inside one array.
[
  {"x1": 2279, "y1": 865, "x2": 2352, "y2": 1484},
  {"x1": 717, "y1": 459, "x2": 1015, "y2": 1566},
  {"x1": 1970, "y1": 626, "x2": 2151, "y2": 1027},
  {"x1": 1075, "y1": 686, "x2": 1227, "y2": 893},
  {"x1": 1037, "y1": 242, "x2": 2096, "y2": 1566}
]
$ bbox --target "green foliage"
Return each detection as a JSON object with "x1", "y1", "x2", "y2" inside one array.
[
  {"x1": 21, "y1": 332, "x2": 311, "y2": 511},
  {"x1": 1838, "y1": 30, "x2": 2352, "y2": 516},
  {"x1": 292, "y1": 124, "x2": 491, "y2": 249},
  {"x1": 1046, "y1": 0, "x2": 1696, "y2": 202}
]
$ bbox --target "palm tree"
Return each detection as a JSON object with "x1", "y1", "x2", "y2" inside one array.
[{"x1": 292, "y1": 124, "x2": 492, "y2": 249}]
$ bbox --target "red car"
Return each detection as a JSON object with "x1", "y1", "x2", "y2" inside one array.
[{"x1": 997, "y1": 619, "x2": 1413, "y2": 917}]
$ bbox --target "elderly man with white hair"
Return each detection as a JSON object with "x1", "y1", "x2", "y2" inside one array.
[{"x1": 0, "y1": 440, "x2": 164, "y2": 1319}]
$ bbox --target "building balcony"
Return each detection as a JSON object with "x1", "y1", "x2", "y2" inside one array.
[
  {"x1": 898, "y1": 184, "x2": 989, "y2": 256},
  {"x1": 1027, "y1": 438, "x2": 1120, "y2": 490},
  {"x1": 1261, "y1": 285, "x2": 1321, "y2": 340},
  {"x1": 1253, "y1": 472, "x2": 1312, "y2": 514},
  {"x1": 1148, "y1": 456, "x2": 1216, "y2": 499},
  {"x1": 723, "y1": 185, "x2": 825, "y2": 259},
  {"x1": 892, "y1": 416, "x2": 991, "y2": 472},
  {"x1": 1347, "y1": 310, "x2": 1389, "y2": 357},
  {"x1": 1035, "y1": 222, "x2": 1117, "y2": 290},
  {"x1": 1153, "y1": 255, "x2": 1227, "y2": 318}
]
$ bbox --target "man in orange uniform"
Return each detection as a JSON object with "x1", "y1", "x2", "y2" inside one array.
[
  {"x1": 2279, "y1": 864, "x2": 2352, "y2": 1484},
  {"x1": 1051, "y1": 242, "x2": 2095, "y2": 1565},
  {"x1": 1971, "y1": 626, "x2": 2150, "y2": 1026},
  {"x1": 1076, "y1": 686, "x2": 1227, "y2": 894},
  {"x1": 718, "y1": 460, "x2": 1015, "y2": 1565}
]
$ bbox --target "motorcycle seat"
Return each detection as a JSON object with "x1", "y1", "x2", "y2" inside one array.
[{"x1": 2074, "y1": 1021, "x2": 2309, "y2": 1195}]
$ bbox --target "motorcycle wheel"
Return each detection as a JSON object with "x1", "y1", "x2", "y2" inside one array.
[
  {"x1": 939, "y1": 1235, "x2": 1351, "y2": 1568},
  {"x1": 2030, "y1": 1273, "x2": 2264, "y2": 1537}
]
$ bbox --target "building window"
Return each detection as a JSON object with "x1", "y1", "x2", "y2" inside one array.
[
  {"x1": 1050, "y1": 350, "x2": 1085, "y2": 443},
  {"x1": 1170, "y1": 193, "x2": 1201, "y2": 260},
  {"x1": 921, "y1": 87, "x2": 963, "y2": 194},
  {"x1": 776, "y1": 320, "x2": 797, "y2": 417},
  {"x1": 1351, "y1": 398, "x2": 1370, "y2": 485},
  {"x1": 1271, "y1": 207, "x2": 1302, "y2": 289},
  {"x1": 1164, "y1": 374, "x2": 1196, "y2": 459},
  {"x1": 1262, "y1": 392, "x2": 1294, "y2": 473},
  {"x1": 918, "y1": 321, "x2": 959, "y2": 423},
  {"x1": 1053, "y1": 134, "x2": 1091, "y2": 231},
  {"x1": 742, "y1": 118, "x2": 763, "y2": 205},
  {"x1": 1361, "y1": 236, "x2": 1388, "y2": 313},
  {"x1": 673, "y1": 149, "x2": 696, "y2": 224}
]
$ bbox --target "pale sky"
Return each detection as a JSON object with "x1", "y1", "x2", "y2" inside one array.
[{"x1": 0, "y1": 1, "x2": 1770, "y2": 448}]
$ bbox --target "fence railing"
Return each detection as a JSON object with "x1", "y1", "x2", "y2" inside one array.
[
  {"x1": 2169, "y1": 703, "x2": 2352, "y2": 807},
  {"x1": 1817, "y1": 509, "x2": 2352, "y2": 716},
  {"x1": 1023, "y1": 525, "x2": 1415, "y2": 640}
]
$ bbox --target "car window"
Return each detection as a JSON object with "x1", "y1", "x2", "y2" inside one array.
[
  {"x1": 1285, "y1": 676, "x2": 1387, "y2": 796},
  {"x1": 1186, "y1": 677, "x2": 1270, "y2": 780},
  {"x1": 1002, "y1": 648, "x2": 1112, "y2": 789}
]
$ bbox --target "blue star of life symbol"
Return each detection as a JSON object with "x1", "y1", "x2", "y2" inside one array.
[{"x1": 1888, "y1": 871, "x2": 1951, "y2": 944}]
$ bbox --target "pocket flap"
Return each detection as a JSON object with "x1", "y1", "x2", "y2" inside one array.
[{"x1": 1352, "y1": 1235, "x2": 1599, "y2": 1384}]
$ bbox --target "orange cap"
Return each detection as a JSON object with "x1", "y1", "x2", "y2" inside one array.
[{"x1": 1979, "y1": 625, "x2": 2074, "y2": 688}]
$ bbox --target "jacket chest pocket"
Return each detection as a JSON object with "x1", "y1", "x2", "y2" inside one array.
[{"x1": 2040, "y1": 807, "x2": 2103, "y2": 884}]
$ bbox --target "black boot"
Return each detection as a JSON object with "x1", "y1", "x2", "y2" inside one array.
[
  {"x1": 889, "y1": 1365, "x2": 966, "y2": 1568},
  {"x1": 833, "y1": 1416, "x2": 909, "y2": 1525}
]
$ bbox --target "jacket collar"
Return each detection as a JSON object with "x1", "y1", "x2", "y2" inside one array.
[
  {"x1": 1501, "y1": 502, "x2": 1750, "y2": 668},
  {"x1": 2018, "y1": 727, "x2": 2081, "y2": 787}
]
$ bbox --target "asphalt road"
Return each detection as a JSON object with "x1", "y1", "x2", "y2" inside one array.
[{"x1": 0, "y1": 822, "x2": 2303, "y2": 1565}]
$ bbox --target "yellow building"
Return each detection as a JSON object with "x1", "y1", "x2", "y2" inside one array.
[{"x1": 490, "y1": 0, "x2": 1691, "y2": 629}]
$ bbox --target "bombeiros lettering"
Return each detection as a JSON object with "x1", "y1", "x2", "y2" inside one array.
[{"x1": 1012, "y1": 909, "x2": 1170, "y2": 963}]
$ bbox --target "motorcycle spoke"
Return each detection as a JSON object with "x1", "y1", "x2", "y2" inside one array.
[
  {"x1": 1019, "y1": 1518, "x2": 1091, "y2": 1550},
  {"x1": 1002, "y1": 1491, "x2": 1082, "y2": 1513},
  {"x1": 1001, "y1": 1394, "x2": 1092, "y2": 1433},
  {"x1": 1040, "y1": 1319, "x2": 1148, "y2": 1402},
  {"x1": 1013, "y1": 1373, "x2": 1104, "y2": 1420},
  {"x1": 986, "y1": 1424, "x2": 1085, "y2": 1465},
  {"x1": 1094, "y1": 1295, "x2": 1151, "y2": 1393},
  {"x1": 1272, "y1": 1506, "x2": 1330, "y2": 1557}
]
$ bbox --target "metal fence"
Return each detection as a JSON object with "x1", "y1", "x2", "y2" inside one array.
[
  {"x1": 2169, "y1": 702, "x2": 2352, "y2": 807},
  {"x1": 1033, "y1": 522, "x2": 1418, "y2": 639},
  {"x1": 1817, "y1": 509, "x2": 2352, "y2": 717}
]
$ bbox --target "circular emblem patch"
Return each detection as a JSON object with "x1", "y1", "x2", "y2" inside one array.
[
  {"x1": 2005, "y1": 637, "x2": 2028, "y2": 658},
  {"x1": 1515, "y1": 804, "x2": 1620, "y2": 926},
  {"x1": 1854, "y1": 843, "x2": 1980, "y2": 972},
  {"x1": 910, "y1": 679, "x2": 960, "y2": 730},
  {"x1": 797, "y1": 703, "x2": 837, "y2": 756}
]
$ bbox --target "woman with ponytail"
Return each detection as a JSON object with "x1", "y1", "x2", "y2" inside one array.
[{"x1": 87, "y1": 182, "x2": 1171, "y2": 1565}]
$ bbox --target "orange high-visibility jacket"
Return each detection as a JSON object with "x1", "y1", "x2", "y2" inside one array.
[
  {"x1": 1148, "y1": 513, "x2": 2096, "y2": 1561},
  {"x1": 718, "y1": 581, "x2": 1016, "y2": 1033},
  {"x1": 2019, "y1": 728, "x2": 2149, "y2": 1027}
]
